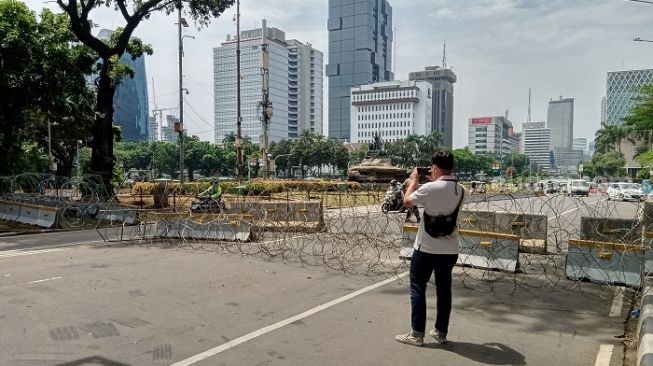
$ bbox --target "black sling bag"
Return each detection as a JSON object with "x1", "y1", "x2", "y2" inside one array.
[{"x1": 422, "y1": 181, "x2": 465, "y2": 238}]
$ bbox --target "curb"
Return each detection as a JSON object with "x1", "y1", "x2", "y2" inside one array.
[{"x1": 638, "y1": 279, "x2": 653, "y2": 366}]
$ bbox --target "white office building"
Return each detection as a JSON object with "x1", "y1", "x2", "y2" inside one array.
[
  {"x1": 213, "y1": 21, "x2": 323, "y2": 144},
  {"x1": 287, "y1": 40, "x2": 323, "y2": 137},
  {"x1": 349, "y1": 80, "x2": 432, "y2": 144},
  {"x1": 468, "y1": 116, "x2": 520, "y2": 158},
  {"x1": 521, "y1": 122, "x2": 551, "y2": 169}
]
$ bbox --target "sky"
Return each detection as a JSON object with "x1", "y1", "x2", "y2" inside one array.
[{"x1": 25, "y1": 0, "x2": 653, "y2": 148}]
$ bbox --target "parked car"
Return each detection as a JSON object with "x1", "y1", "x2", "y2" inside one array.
[
  {"x1": 565, "y1": 179, "x2": 590, "y2": 197},
  {"x1": 606, "y1": 182, "x2": 645, "y2": 201}
]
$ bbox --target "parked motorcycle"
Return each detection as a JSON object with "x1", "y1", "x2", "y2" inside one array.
[{"x1": 190, "y1": 196, "x2": 226, "y2": 213}]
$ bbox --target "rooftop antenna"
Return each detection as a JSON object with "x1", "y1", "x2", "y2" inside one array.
[
  {"x1": 528, "y1": 88, "x2": 531, "y2": 123},
  {"x1": 442, "y1": 40, "x2": 447, "y2": 69}
]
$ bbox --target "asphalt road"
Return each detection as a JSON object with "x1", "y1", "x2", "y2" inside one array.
[{"x1": 0, "y1": 193, "x2": 641, "y2": 366}]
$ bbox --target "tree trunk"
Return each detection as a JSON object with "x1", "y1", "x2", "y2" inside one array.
[{"x1": 89, "y1": 62, "x2": 116, "y2": 198}]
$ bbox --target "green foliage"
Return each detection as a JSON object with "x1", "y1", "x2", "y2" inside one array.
[
  {"x1": 383, "y1": 132, "x2": 444, "y2": 167},
  {"x1": 591, "y1": 151, "x2": 626, "y2": 178},
  {"x1": 268, "y1": 132, "x2": 349, "y2": 177},
  {"x1": 594, "y1": 123, "x2": 630, "y2": 154},
  {"x1": 0, "y1": 2, "x2": 95, "y2": 175},
  {"x1": 623, "y1": 85, "x2": 653, "y2": 133}
]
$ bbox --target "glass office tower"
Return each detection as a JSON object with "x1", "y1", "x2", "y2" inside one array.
[{"x1": 326, "y1": 0, "x2": 393, "y2": 140}]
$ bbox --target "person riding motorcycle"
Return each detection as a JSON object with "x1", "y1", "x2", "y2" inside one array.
[
  {"x1": 193, "y1": 179, "x2": 224, "y2": 213},
  {"x1": 199, "y1": 179, "x2": 223, "y2": 201},
  {"x1": 390, "y1": 179, "x2": 403, "y2": 201}
]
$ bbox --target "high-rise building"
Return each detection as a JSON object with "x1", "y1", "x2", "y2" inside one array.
[
  {"x1": 572, "y1": 137, "x2": 587, "y2": 152},
  {"x1": 350, "y1": 80, "x2": 432, "y2": 144},
  {"x1": 606, "y1": 69, "x2": 653, "y2": 125},
  {"x1": 468, "y1": 116, "x2": 520, "y2": 158},
  {"x1": 287, "y1": 40, "x2": 323, "y2": 137},
  {"x1": 98, "y1": 29, "x2": 149, "y2": 142},
  {"x1": 408, "y1": 66, "x2": 456, "y2": 148},
  {"x1": 148, "y1": 116, "x2": 158, "y2": 142},
  {"x1": 547, "y1": 96, "x2": 574, "y2": 150},
  {"x1": 214, "y1": 21, "x2": 323, "y2": 144},
  {"x1": 161, "y1": 115, "x2": 178, "y2": 143},
  {"x1": 521, "y1": 122, "x2": 551, "y2": 169},
  {"x1": 553, "y1": 147, "x2": 583, "y2": 171},
  {"x1": 327, "y1": 0, "x2": 393, "y2": 140}
]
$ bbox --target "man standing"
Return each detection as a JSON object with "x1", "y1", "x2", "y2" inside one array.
[{"x1": 395, "y1": 151, "x2": 464, "y2": 347}]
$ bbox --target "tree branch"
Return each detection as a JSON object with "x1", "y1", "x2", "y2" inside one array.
[
  {"x1": 81, "y1": 0, "x2": 96, "y2": 21},
  {"x1": 116, "y1": 0, "x2": 133, "y2": 22},
  {"x1": 57, "y1": 0, "x2": 112, "y2": 57},
  {"x1": 134, "y1": 0, "x2": 175, "y2": 20}
]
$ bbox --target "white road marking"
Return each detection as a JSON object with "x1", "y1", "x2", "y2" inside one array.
[
  {"x1": 594, "y1": 344, "x2": 613, "y2": 366},
  {"x1": 0, "y1": 247, "x2": 68, "y2": 258},
  {"x1": 548, "y1": 198, "x2": 606, "y2": 221},
  {"x1": 26, "y1": 276, "x2": 62, "y2": 284},
  {"x1": 170, "y1": 271, "x2": 409, "y2": 366},
  {"x1": 609, "y1": 292, "x2": 624, "y2": 318}
]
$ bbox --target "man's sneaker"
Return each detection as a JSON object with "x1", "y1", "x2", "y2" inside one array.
[
  {"x1": 429, "y1": 329, "x2": 447, "y2": 344},
  {"x1": 395, "y1": 332, "x2": 424, "y2": 347}
]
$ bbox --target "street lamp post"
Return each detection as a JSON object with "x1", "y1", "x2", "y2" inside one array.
[
  {"x1": 177, "y1": 2, "x2": 190, "y2": 183},
  {"x1": 273, "y1": 153, "x2": 293, "y2": 178}
]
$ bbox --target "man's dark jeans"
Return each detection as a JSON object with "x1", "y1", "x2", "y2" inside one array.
[{"x1": 410, "y1": 249, "x2": 458, "y2": 336}]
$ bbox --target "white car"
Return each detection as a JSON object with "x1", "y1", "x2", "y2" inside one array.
[
  {"x1": 606, "y1": 182, "x2": 645, "y2": 201},
  {"x1": 566, "y1": 179, "x2": 590, "y2": 197}
]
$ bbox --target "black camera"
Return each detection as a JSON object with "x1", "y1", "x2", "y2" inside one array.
[{"x1": 417, "y1": 167, "x2": 431, "y2": 176}]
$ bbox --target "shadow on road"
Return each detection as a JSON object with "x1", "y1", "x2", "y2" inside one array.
[
  {"x1": 54, "y1": 356, "x2": 130, "y2": 366},
  {"x1": 426, "y1": 341, "x2": 527, "y2": 365}
]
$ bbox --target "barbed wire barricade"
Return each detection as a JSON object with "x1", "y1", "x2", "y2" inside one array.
[{"x1": 0, "y1": 175, "x2": 650, "y2": 296}]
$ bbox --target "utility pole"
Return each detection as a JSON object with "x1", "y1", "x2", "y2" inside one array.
[
  {"x1": 259, "y1": 19, "x2": 272, "y2": 179},
  {"x1": 235, "y1": 0, "x2": 244, "y2": 180},
  {"x1": 177, "y1": 0, "x2": 186, "y2": 183}
]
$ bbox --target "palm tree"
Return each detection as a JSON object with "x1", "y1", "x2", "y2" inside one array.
[{"x1": 594, "y1": 123, "x2": 628, "y2": 154}]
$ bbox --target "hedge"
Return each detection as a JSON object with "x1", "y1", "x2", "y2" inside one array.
[{"x1": 131, "y1": 179, "x2": 361, "y2": 195}]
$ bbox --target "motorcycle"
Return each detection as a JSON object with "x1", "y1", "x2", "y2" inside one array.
[
  {"x1": 381, "y1": 187, "x2": 406, "y2": 214},
  {"x1": 190, "y1": 196, "x2": 226, "y2": 213}
]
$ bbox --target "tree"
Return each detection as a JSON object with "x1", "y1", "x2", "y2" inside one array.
[
  {"x1": 0, "y1": 3, "x2": 96, "y2": 176},
  {"x1": 594, "y1": 123, "x2": 629, "y2": 154},
  {"x1": 56, "y1": 0, "x2": 235, "y2": 194},
  {"x1": 591, "y1": 151, "x2": 626, "y2": 178}
]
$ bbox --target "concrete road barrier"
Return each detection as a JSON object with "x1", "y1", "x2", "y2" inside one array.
[
  {"x1": 565, "y1": 239, "x2": 643, "y2": 287},
  {"x1": 1, "y1": 200, "x2": 21, "y2": 222},
  {"x1": 35, "y1": 205, "x2": 59, "y2": 228},
  {"x1": 152, "y1": 217, "x2": 253, "y2": 242},
  {"x1": 580, "y1": 217, "x2": 642, "y2": 244},
  {"x1": 457, "y1": 229, "x2": 520, "y2": 272},
  {"x1": 495, "y1": 212, "x2": 547, "y2": 254},
  {"x1": 16, "y1": 203, "x2": 41, "y2": 226},
  {"x1": 97, "y1": 205, "x2": 138, "y2": 225},
  {"x1": 229, "y1": 200, "x2": 323, "y2": 233},
  {"x1": 399, "y1": 224, "x2": 417, "y2": 259},
  {"x1": 458, "y1": 210, "x2": 495, "y2": 232},
  {"x1": 637, "y1": 279, "x2": 653, "y2": 366},
  {"x1": 645, "y1": 231, "x2": 653, "y2": 276}
]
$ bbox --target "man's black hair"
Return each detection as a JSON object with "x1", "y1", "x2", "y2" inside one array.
[{"x1": 431, "y1": 150, "x2": 454, "y2": 171}]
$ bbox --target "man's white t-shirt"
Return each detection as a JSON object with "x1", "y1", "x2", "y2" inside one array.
[{"x1": 409, "y1": 175, "x2": 463, "y2": 255}]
